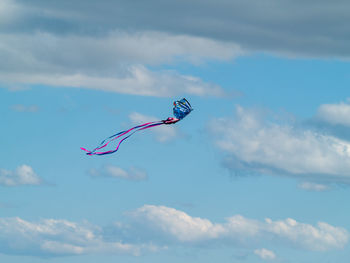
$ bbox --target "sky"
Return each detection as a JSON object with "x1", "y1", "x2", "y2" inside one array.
[{"x1": 1, "y1": 0, "x2": 350, "y2": 262}]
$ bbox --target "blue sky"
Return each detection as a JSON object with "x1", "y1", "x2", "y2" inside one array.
[{"x1": 1, "y1": 0, "x2": 350, "y2": 262}]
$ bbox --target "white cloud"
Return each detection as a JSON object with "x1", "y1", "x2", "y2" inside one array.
[
  {"x1": 89, "y1": 165, "x2": 147, "y2": 181},
  {"x1": 264, "y1": 217, "x2": 348, "y2": 251},
  {"x1": 0, "y1": 31, "x2": 234, "y2": 96},
  {"x1": 316, "y1": 101, "x2": 350, "y2": 127},
  {"x1": 129, "y1": 112, "x2": 177, "y2": 142},
  {"x1": 254, "y1": 248, "x2": 276, "y2": 260},
  {"x1": 0, "y1": 165, "x2": 42, "y2": 186},
  {"x1": 10, "y1": 104, "x2": 39, "y2": 112},
  {"x1": 128, "y1": 205, "x2": 225, "y2": 242},
  {"x1": 298, "y1": 182, "x2": 329, "y2": 192},
  {"x1": 0, "y1": 217, "x2": 148, "y2": 257},
  {"x1": 129, "y1": 205, "x2": 348, "y2": 251},
  {"x1": 210, "y1": 105, "x2": 350, "y2": 183}
]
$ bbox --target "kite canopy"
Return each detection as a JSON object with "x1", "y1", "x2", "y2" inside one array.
[{"x1": 173, "y1": 98, "x2": 193, "y2": 120}]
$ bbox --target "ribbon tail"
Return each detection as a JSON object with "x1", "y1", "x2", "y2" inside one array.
[{"x1": 81, "y1": 121, "x2": 165, "y2": 156}]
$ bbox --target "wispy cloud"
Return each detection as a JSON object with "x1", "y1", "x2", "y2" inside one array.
[
  {"x1": 0, "y1": 165, "x2": 43, "y2": 186},
  {"x1": 10, "y1": 104, "x2": 39, "y2": 112},
  {"x1": 89, "y1": 165, "x2": 147, "y2": 181},
  {"x1": 254, "y1": 248, "x2": 276, "y2": 260},
  {"x1": 210, "y1": 105, "x2": 350, "y2": 184},
  {"x1": 129, "y1": 112, "x2": 177, "y2": 142},
  {"x1": 298, "y1": 182, "x2": 330, "y2": 192}
]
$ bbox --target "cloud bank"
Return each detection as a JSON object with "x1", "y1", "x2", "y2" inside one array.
[
  {"x1": 0, "y1": 205, "x2": 347, "y2": 257},
  {"x1": 0, "y1": 217, "x2": 148, "y2": 257},
  {"x1": 5, "y1": 0, "x2": 350, "y2": 58},
  {"x1": 128, "y1": 205, "x2": 348, "y2": 251},
  {"x1": 2, "y1": 0, "x2": 349, "y2": 96},
  {"x1": 0, "y1": 30, "x2": 230, "y2": 96}
]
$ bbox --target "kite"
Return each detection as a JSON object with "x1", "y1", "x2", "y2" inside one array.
[{"x1": 81, "y1": 98, "x2": 193, "y2": 156}]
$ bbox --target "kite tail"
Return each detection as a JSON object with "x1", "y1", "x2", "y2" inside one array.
[{"x1": 80, "y1": 120, "x2": 165, "y2": 156}]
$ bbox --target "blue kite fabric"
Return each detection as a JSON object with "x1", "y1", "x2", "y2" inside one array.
[
  {"x1": 81, "y1": 98, "x2": 193, "y2": 156},
  {"x1": 173, "y1": 98, "x2": 193, "y2": 120}
]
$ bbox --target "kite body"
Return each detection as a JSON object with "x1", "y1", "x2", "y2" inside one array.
[
  {"x1": 173, "y1": 98, "x2": 192, "y2": 120},
  {"x1": 81, "y1": 98, "x2": 192, "y2": 156}
]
